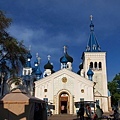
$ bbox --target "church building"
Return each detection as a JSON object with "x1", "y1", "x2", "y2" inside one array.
[{"x1": 23, "y1": 16, "x2": 111, "y2": 114}]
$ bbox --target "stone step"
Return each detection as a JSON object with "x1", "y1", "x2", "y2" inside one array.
[{"x1": 48, "y1": 114, "x2": 78, "y2": 120}]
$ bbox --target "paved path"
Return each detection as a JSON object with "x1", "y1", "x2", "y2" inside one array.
[
  {"x1": 48, "y1": 114, "x2": 79, "y2": 120},
  {"x1": 48, "y1": 113, "x2": 112, "y2": 120}
]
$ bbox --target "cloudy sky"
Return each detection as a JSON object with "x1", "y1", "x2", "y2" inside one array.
[{"x1": 0, "y1": 0, "x2": 120, "y2": 81}]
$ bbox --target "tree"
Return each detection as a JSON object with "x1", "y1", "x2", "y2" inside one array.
[
  {"x1": 113, "y1": 73, "x2": 120, "y2": 81},
  {"x1": 108, "y1": 73, "x2": 120, "y2": 106},
  {"x1": 0, "y1": 10, "x2": 28, "y2": 77}
]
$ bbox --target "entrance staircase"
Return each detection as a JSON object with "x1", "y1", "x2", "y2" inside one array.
[{"x1": 48, "y1": 114, "x2": 78, "y2": 120}]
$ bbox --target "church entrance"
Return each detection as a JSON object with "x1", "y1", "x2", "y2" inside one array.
[{"x1": 59, "y1": 92, "x2": 69, "y2": 114}]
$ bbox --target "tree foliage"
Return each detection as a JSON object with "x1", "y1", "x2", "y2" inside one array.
[
  {"x1": 0, "y1": 11, "x2": 11, "y2": 31},
  {"x1": 0, "y1": 10, "x2": 28, "y2": 77},
  {"x1": 113, "y1": 73, "x2": 120, "y2": 81},
  {"x1": 108, "y1": 73, "x2": 120, "y2": 106}
]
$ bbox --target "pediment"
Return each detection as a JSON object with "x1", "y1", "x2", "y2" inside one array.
[
  {"x1": 94, "y1": 91, "x2": 102, "y2": 96},
  {"x1": 35, "y1": 69, "x2": 93, "y2": 87}
]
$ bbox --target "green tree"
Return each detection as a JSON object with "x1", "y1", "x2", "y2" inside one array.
[
  {"x1": 113, "y1": 73, "x2": 120, "y2": 81},
  {"x1": 0, "y1": 10, "x2": 28, "y2": 77},
  {"x1": 108, "y1": 73, "x2": 120, "y2": 106}
]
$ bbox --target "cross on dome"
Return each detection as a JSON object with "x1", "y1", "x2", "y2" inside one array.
[
  {"x1": 47, "y1": 55, "x2": 51, "y2": 61},
  {"x1": 37, "y1": 57, "x2": 41, "y2": 64},
  {"x1": 36, "y1": 53, "x2": 41, "y2": 64},
  {"x1": 36, "y1": 53, "x2": 38, "y2": 58},
  {"x1": 90, "y1": 15, "x2": 93, "y2": 21},
  {"x1": 63, "y1": 45, "x2": 67, "y2": 53},
  {"x1": 86, "y1": 15, "x2": 101, "y2": 52}
]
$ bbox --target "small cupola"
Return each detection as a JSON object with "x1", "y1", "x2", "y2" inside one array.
[
  {"x1": 87, "y1": 67, "x2": 94, "y2": 81},
  {"x1": 60, "y1": 46, "x2": 73, "y2": 70},
  {"x1": 43, "y1": 55, "x2": 54, "y2": 77},
  {"x1": 35, "y1": 54, "x2": 42, "y2": 80},
  {"x1": 44, "y1": 55, "x2": 53, "y2": 70},
  {"x1": 77, "y1": 63, "x2": 83, "y2": 75},
  {"x1": 66, "y1": 52, "x2": 73, "y2": 63},
  {"x1": 60, "y1": 55, "x2": 68, "y2": 64}
]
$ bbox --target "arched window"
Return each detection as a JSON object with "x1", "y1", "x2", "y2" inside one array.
[
  {"x1": 94, "y1": 62, "x2": 97, "y2": 69},
  {"x1": 28, "y1": 70, "x2": 31, "y2": 75},
  {"x1": 93, "y1": 44, "x2": 96, "y2": 50},
  {"x1": 67, "y1": 64, "x2": 69, "y2": 68},
  {"x1": 90, "y1": 62, "x2": 93, "y2": 68},
  {"x1": 99, "y1": 62, "x2": 102, "y2": 69},
  {"x1": 24, "y1": 70, "x2": 26, "y2": 75}
]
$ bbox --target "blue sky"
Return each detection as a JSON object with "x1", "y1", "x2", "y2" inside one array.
[{"x1": 0, "y1": 0, "x2": 120, "y2": 81}]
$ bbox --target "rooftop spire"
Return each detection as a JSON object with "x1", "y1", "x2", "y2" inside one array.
[
  {"x1": 35, "y1": 53, "x2": 42, "y2": 79},
  {"x1": 63, "y1": 45, "x2": 67, "y2": 53},
  {"x1": 90, "y1": 15, "x2": 94, "y2": 31},
  {"x1": 86, "y1": 15, "x2": 101, "y2": 52},
  {"x1": 90, "y1": 15, "x2": 93, "y2": 21},
  {"x1": 36, "y1": 52, "x2": 39, "y2": 58},
  {"x1": 37, "y1": 56, "x2": 41, "y2": 64},
  {"x1": 47, "y1": 55, "x2": 51, "y2": 61},
  {"x1": 26, "y1": 46, "x2": 32, "y2": 67}
]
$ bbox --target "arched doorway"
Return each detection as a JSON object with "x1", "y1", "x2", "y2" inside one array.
[{"x1": 59, "y1": 92, "x2": 69, "y2": 114}]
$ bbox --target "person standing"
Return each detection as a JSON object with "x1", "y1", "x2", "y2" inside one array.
[
  {"x1": 61, "y1": 105, "x2": 65, "y2": 114},
  {"x1": 78, "y1": 104, "x2": 84, "y2": 120},
  {"x1": 95, "y1": 105, "x2": 103, "y2": 119},
  {"x1": 84, "y1": 104, "x2": 92, "y2": 120}
]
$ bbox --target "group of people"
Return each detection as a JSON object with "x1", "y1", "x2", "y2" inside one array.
[
  {"x1": 110, "y1": 109, "x2": 119, "y2": 120},
  {"x1": 77, "y1": 104, "x2": 103, "y2": 120}
]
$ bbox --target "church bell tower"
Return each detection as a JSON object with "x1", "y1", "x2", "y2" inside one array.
[{"x1": 81, "y1": 15, "x2": 108, "y2": 112}]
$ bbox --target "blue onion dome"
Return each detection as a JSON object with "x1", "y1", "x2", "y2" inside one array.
[
  {"x1": 65, "y1": 52, "x2": 73, "y2": 63},
  {"x1": 34, "y1": 59, "x2": 38, "y2": 65},
  {"x1": 87, "y1": 68, "x2": 94, "y2": 76},
  {"x1": 27, "y1": 52, "x2": 32, "y2": 59},
  {"x1": 60, "y1": 55, "x2": 68, "y2": 63},
  {"x1": 60, "y1": 46, "x2": 73, "y2": 63},
  {"x1": 77, "y1": 63, "x2": 83, "y2": 75},
  {"x1": 34, "y1": 61, "x2": 38, "y2": 66},
  {"x1": 44, "y1": 61, "x2": 53, "y2": 70}
]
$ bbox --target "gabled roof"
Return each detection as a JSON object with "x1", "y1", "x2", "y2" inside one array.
[{"x1": 35, "y1": 69, "x2": 93, "y2": 87}]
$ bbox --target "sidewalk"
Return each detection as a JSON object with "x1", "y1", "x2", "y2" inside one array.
[
  {"x1": 48, "y1": 113, "x2": 113, "y2": 120},
  {"x1": 48, "y1": 114, "x2": 78, "y2": 120}
]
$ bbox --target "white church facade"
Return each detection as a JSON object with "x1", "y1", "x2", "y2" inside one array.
[
  {"x1": 35, "y1": 68, "x2": 94, "y2": 114},
  {"x1": 33, "y1": 17, "x2": 111, "y2": 114}
]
